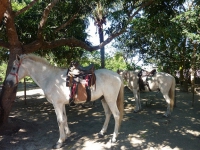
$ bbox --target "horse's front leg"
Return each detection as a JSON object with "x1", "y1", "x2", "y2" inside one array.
[
  {"x1": 98, "y1": 99, "x2": 111, "y2": 137},
  {"x1": 52, "y1": 103, "x2": 68, "y2": 149},
  {"x1": 138, "y1": 91, "x2": 142, "y2": 110},
  {"x1": 133, "y1": 89, "x2": 141, "y2": 112},
  {"x1": 63, "y1": 105, "x2": 71, "y2": 136}
]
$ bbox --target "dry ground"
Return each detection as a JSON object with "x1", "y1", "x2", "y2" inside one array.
[{"x1": 0, "y1": 83, "x2": 200, "y2": 150}]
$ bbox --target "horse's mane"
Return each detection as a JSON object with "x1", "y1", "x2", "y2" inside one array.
[
  {"x1": 24, "y1": 54, "x2": 64, "y2": 70},
  {"x1": 26, "y1": 54, "x2": 50, "y2": 66}
]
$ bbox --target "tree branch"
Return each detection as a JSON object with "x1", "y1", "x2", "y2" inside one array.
[
  {"x1": 23, "y1": 40, "x2": 42, "y2": 53},
  {"x1": 54, "y1": 8, "x2": 81, "y2": 33},
  {"x1": 24, "y1": 29, "x2": 127, "y2": 53},
  {"x1": 0, "y1": 40, "x2": 10, "y2": 49},
  {"x1": 130, "y1": 0, "x2": 154, "y2": 21},
  {"x1": 15, "y1": 0, "x2": 39, "y2": 16},
  {"x1": 37, "y1": 0, "x2": 59, "y2": 39},
  {"x1": 23, "y1": 0, "x2": 155, "y2": 53}
]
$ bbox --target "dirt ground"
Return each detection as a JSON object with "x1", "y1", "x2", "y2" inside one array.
[{"x1": 0, "y1": 83, "x2": 200, "y2": 150}]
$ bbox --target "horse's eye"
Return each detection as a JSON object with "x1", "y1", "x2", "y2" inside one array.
[{"x1": 12, "y1": 67, "x2": 15, "y2": 70}]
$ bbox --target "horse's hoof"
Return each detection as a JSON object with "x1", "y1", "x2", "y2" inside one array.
[
  {"x1": 134, "y1": 110, "x2": 139, "y2": 113},
  {"x1": 111, "y1": 138, "x2": 117, "y2": 143},
  {"x1": 163, "y1": 114, "x2": 169, "y2": 118},
  {"x1": 52, "y1": 142, "x2": 63, "y2": 149},
  {"x1": 98, "y1": 133, "x2": 104, "y2": 138}
]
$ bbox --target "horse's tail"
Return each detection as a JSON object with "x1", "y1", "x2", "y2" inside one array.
[
  {"x1": 117, "y1": 78, "x2": 124, "y2": 128},
  {"x1": 169, "y1": 76, "x2": 176, "y2": 111}
]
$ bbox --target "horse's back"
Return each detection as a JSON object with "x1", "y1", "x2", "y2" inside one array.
[
  {"x1": 155, "y1": 72, "x2": 175, "y2": 92},
  {"x1": 156, "y1": 72, "x2": 175, "y2": 81},
  {"x1": 90, "y1": 69, "x2": 122, "y2": 100},
  {"x1": 95, "y1": 69, "x2": 121, "y2": 81}
]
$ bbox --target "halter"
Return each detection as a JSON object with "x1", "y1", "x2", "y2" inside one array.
[{"x1": 9, "y1": 61, "x2": 22, "y2": 84}]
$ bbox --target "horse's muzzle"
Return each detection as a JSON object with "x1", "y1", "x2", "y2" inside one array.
[{"x1": 5, "y1": 80, "x2": 15, "y2": 88}]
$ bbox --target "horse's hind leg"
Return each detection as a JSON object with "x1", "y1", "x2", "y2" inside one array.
[
  {"x1": 163, "y1": 93, "x2": 171, "y2": 117},
  {"x1": 99, "y1": 99, "x2": 112, "y2": 137},
  {"x1": 106, "y1": 101, "x2": 120, "y2": 143},
  {"x1": 52, "y1": 103, "x2": 67, "y2": 149}
]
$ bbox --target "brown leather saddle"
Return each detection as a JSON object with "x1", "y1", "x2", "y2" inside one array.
[
  {"x1": 138, "y1": 69, "x2": 156, "y2": 91},
  {"x1": 66, "y1": 61, "x2": 96, "y2": 104}
]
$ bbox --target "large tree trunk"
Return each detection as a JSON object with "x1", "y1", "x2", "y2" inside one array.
[
  {"x1": 0, "y1": 2, "x2": 22, "y2": 132},
  {"x1": 0, "y1": 0, "x2": 8, "y2": 22}
]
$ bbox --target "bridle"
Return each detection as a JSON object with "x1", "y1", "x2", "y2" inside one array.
[{"x1": 9, "y1": 60, "x2": 22, "y2": 84}]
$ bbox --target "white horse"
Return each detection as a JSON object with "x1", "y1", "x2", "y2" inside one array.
[
  {"x1": 5, "y1": 54, "x2": 124, "y2": 149},
  {"x1": 120, "y1": 70, "x2": 175, "y2": 117}
]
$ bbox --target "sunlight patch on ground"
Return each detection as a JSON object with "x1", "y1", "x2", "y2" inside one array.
[
  {"x1": 155, "y1": 110, "x2": 165, "y2": 114},
  {"x1": 17, "y1": 89, "x2": 44, "y2": 97},
  {"x1": 22, "y1": 137, "x2": 29, "y2": 140},
  {"x1": 186, "y1": 130, "x2": 200, "y2": 136},
  {"x1": 185, "y1": 117, "x2": 200, "y2": 123},
  {"x1": 152, "y1": 121, "x2": 160, "y2": 126},
  {"x1": 72, "y1": 137, "x2": 113, "y2": 150},
  {"x1": 82, "y1": 140, "x2": 111, "y2": 150},
  {"x1": 92, "y1": 112, "x2": 102, "y2": 116},
  {"x1": 128, "y1": 97, "x2": 135, "y2": 101},
  {"x1": 128, "y1": 133, "x2": 145, "y2": 145},
  {"x1": 139, "y1": 142, "x2": 181, "y2": 150},
  {"x1": 19, "y1": 129, "x2": 27, "y2": 133},
  {"x1": 173, "y1": 127, "x2": 200, "y2": 137},
  {"x1": 151, "y1": 145, "x2": 181, "y2": 150}
]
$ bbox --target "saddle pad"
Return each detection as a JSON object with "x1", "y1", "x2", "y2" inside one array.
[{"x1": 74, "y1": 83, "x2": 87, "y2": 103}]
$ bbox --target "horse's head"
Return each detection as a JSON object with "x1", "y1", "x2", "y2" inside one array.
[
  {"x1": 119, "y1": 70, "x2": 128, "y2": 81},
  {"x1": 5, "y1": 54, "x2": 27, "y2": 87}
]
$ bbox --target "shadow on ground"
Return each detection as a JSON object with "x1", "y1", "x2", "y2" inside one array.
[{"x1": 0, "y1": 84, "x2": 200, "y2": 150}]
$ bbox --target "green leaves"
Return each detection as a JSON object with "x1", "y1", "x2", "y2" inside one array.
[{"x1": 172, "y1": 5, "x2": 200, "y2": 42}]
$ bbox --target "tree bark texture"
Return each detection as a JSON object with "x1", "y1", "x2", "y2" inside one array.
[
  {"x1": 99, "y1": 26, "x2": 105, "y2": 68},
  {"x1": 0, "y1": 0, "x2": 8, "y2": 22},
  {"x1": 191, "y1": 43, "x2": 197, "y2": 106},
  {"x1": 0, "y1": 3, "x2": 22, "y2": 126}
]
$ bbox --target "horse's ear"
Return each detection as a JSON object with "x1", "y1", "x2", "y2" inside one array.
[{"x1": 16, "y1": 55, "x2": 20, "y2": 61}]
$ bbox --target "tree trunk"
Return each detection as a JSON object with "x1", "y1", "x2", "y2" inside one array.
[
  {"x1": 0, "y1": 0, "x2": 8, "y2": 22},
  {"x1": 0, "y1": 2, "x2": 22, "y2": 130},
  {"x1": 179, "y1": 38, "x2": 188, "y2": 92},
  {"x1": 191, "y1": 42, "x2": 197, "y2": 106},
  {"x1": 98, "y1": 26, "x2": 105, "y2": 68},
  {"x1": 0, "y1": 52, "x2": 21, "y2": 134}
]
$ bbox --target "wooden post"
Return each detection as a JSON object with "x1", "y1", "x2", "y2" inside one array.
[{"x1": 24, "y1": 78, "x2": 27, "y2": 105}]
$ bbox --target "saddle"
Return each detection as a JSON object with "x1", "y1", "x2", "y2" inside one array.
[
  {"x1": 67, "y1": 61, "x2": 96, "y2": 104},
  {"x1": 138, "y1": 69, "x2": 156, "y2": 91},
  {"x1": 69, "y1": 61, "x2": 95, "y2": 75}
]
